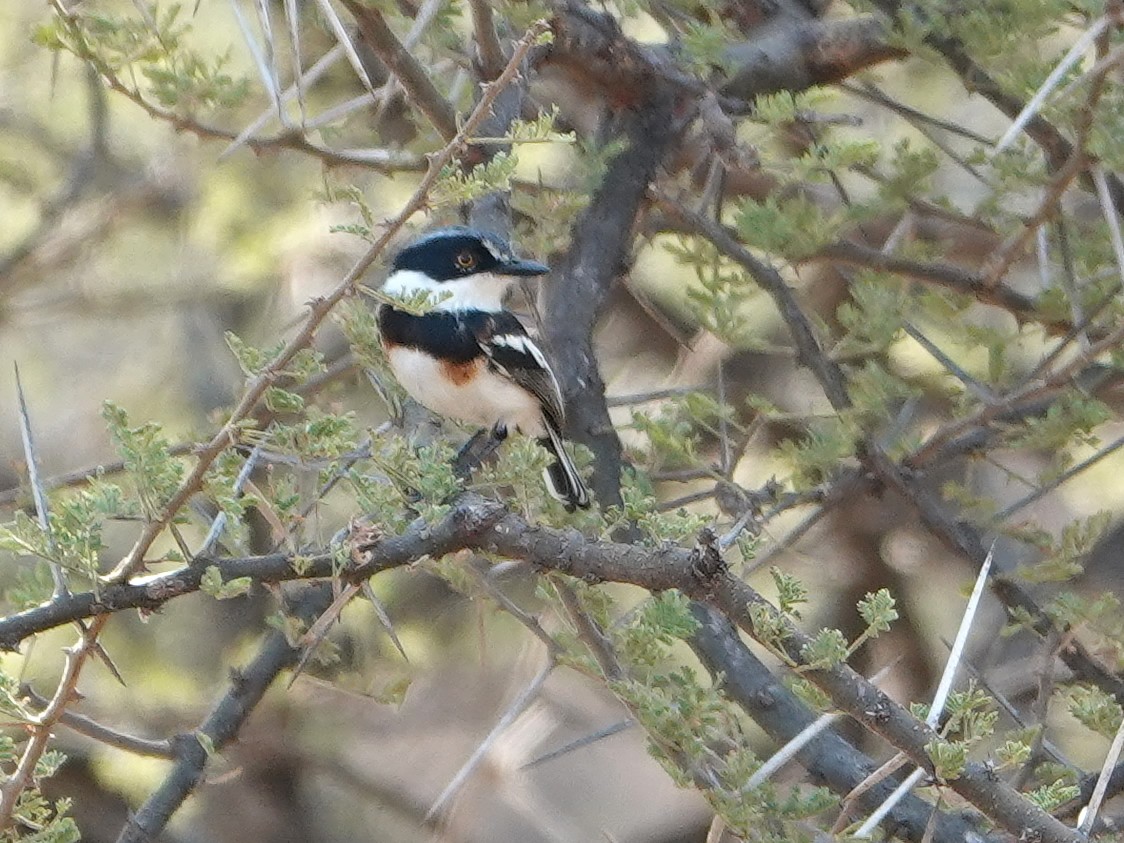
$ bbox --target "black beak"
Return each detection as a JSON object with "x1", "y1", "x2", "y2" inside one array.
[{"x1": 502, "y1": 258, "x2": 550, "y2": 277}]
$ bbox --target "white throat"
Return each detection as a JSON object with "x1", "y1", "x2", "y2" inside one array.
[{"x1": 382, "y1": 269, "x2": 514, "y2": 312}]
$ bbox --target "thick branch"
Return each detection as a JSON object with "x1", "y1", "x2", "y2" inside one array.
[
  {"x1": 0, "y1": 500, "x2": 505, "y2": 651},
  {"x1": 115, "y1": 585, "x2": 331, "y2": 843},
  {"x1": 472, "y1": 508, "x2": 1082, "y2": 843},
  {"x1": 340, "y1": 0, "x2": 459, "y2": 142},
  {"x1": 0, "y1": 494, "x2": 1085, "y2": 841},
  {"x1": 722, "y1": 15, "x2": 905, "y2": 101},
  {"x1": 541, "y1": 12, "x2": 690, "y2": 507},
  {"x1": 689, "y1": 604, "x2": 998, "y2": 843}
]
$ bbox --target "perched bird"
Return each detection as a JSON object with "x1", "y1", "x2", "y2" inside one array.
[{"x1": 377, "y1": 227, "x2": 591, "y2": 510}]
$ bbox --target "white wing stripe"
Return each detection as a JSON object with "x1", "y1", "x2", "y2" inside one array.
[{"x1": 486, "y1": 334, "x2": 563, "y2": 400}]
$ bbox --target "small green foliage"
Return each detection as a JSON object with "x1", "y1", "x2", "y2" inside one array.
[
  {"x1": 200, "y1": 566, "x2": 252, "y2": 600},
  {"x1": 264, "y1": 387, "x2": 305, "y2": 414},
  {"x1": 835, "y1": 273, "x2": 907, "y2": 353},
  {"x1": 752, "y1": 89, "x2": 832, "y2": 127},
  {"x1": 195, "y1": 731, "x2": 217, "y2": 757},
  {"x1": 943, "y1": 684, "x2": 997, "y2": 743},
  {"x1": 0, "y1": 510, "x2": 48, "y2": 559},
  {"x1": 678, "y1": 20, "x2": 738, "y2": 77},
  {"x1": 909, "y1": 700, "x2": 930, "y2": 721},
  {"x1": 337, "y1": 298, "x2": 389, "y2": 371},
  {"x1": 926, "y1": 737, "x2": 967, "y2": 780},
  {"x1": 102, "y1": 402, "x2": 185, "y2": 518},
  {"x1": 613, "y1": 665, "x2": 737, "y2": 780},
  {"x1": 616, "y1": 591, "x2": 700, "y2": 670},
  {"x1": 800, "y1": 628, "x2": 848, "y2": 670},
  {"x1": 880, "y1": 139, "x2": 940, "y2": 205},
  {"x1": 1068, "y1": 685, "x2": 1123, "y2": 739},
  {"x1": 141, "y1": 49, "x2": 250, "y2": 111},
  {"x1": 431, "y1": 153, "x2": 519, "y2": 207},
  {"x1": 734, "y1": 194, "x2": 841, "y2": 260},
  {"x1": 941, "y1": 480, "x2": 999, "y2": 521},
  {"x1": 857, "y1": 589, "x2": 898, "y2": 636},
  {"x1": 326, "y1": 184, "x2": 376, "y2": 242},
  {"x1": 363, "y1": 284, "x2": 449, "y2": 317},
  {"x1": 502, "y1": 107, "x2": 574, "y2": 145},
  {"x1": 0, "y1": 706, "x2": 77, "y2": 840},
  {"x1": 1026, "y1": 779, "x2": 1080, "y2": 812},
  {"x1": 3, "y1": 791, "x2": 79, "y2": 843},
  {"x1": 1000, "y1": 604, "x2": 1038, "y2": 638},
  {"x1": 792, "y1": 138, "x2": 882, "y2": 182},
  {"x1": 34, "y1": 750, "x2": 68, "y2": 782},
  {"x1": 770, "y1": 567, "x2": 807, "y2": 618},
  {"x1": 775, "y1": 419, "x2": 857, "y2": 490},
  {"x1": 747, "y1": 602, "x2": 794, "y2": 663},
  {"x1": 268, "y1": 409, "x2": 361, "y2": 461},
  {"x1": 225, "y1": 332, "x2": 278, "y2": 378},
  {"x1": 847, "y1": 361, "x2": 919, "y2": 422},
  {"x1": 1007, "y1": 392, "x2": 1112, "y2": 454},
  {"x1": 1049, "y1": 589, "x2": 1120, "y2": 635},
  {"x1": 1020, "y1": 512, "x2": 1112, "y2": 585},
  {"x1": 667, "y1": 237, "x2": 759, "y2": 346},
  {"x1": 995, "y1": 738, "x2": 1031, "y2": 769},
  {"x1": 630, "y1": 406, "x2": 702, "y2": 470}
]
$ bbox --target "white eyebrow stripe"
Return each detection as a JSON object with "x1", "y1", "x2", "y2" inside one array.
[{"x1": 481, "y1": 238, "x2": 507, "y2": 261}]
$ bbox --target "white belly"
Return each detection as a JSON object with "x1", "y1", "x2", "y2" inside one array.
[{"x1": 387, "y1": 346, "x2": 545, "y2": 436}]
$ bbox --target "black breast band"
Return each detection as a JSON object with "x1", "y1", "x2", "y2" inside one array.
[{"x1": 378, "y1": 306, "x2": 526, "y2": 363}]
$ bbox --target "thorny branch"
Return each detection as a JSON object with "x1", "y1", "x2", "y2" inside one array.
[
  {"x1": 12, "y1": 0, "x2": 1124, "y2": 840},
  {"x1": 0, "y1": 15, "x2": 546, "y2": 831},
  {"x1": 0, "y1": 491, "x2": 1087, "y2": 842}
]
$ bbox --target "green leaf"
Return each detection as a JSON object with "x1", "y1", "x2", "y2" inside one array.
[
  {"x1": 801, "y1": 628, "x2": 848, "y2": 670},
  {"x1": 926, "y1": 738, "x2": 967, "y2": 780},
  {"x1": 264, "y1": 387, "x2": 305, "y2": 414},
  {"x1": 200, "y1": 566, "x2": 252, "y2": 600},
  {"x1": 770, "y1": 567, "x2": 808, "y2": 618},
  {"x1": 857, "y1": 589, "x2": 898, "y2": 635},
  {"x1": 734, "y1": 194, "x2": 841, "y2": 260},
  {"x1": 995, "y1": 739, "x2": 1031, "y2": 768},
  {"x1": 1026, "y1": 779, "x2": 1080, "y2": 812},
  {"x1": 196, "y1": 731, "x2": 216, "y2": 756},
  {"x1": 1069, "y1": 685, "x2": 1123, "y2": 738}
]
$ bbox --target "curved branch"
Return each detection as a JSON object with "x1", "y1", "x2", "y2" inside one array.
[
  {"x1": 0, "y1": 490, "x2": 1086, "y2": 841},
  {"x1": 722, "y1": 15, "x2": 905, "y2": 101},
  {"x1": 689, "y1": 605, "x2": 1000, "y2": 843},
  {"x1": 115, "y1": 585, "x2": 332, "y2": 843}
]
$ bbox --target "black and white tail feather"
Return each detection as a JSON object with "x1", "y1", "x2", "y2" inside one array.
[
  {"x1": 480, "y1": 330, "x2": 591, "y2": 511},
  {"x1": 539, "y1": 416, "x2": 590, "y2": 511}
]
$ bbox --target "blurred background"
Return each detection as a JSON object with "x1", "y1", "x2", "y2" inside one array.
[{"x1": 2, "y1": 0, "x2": 1124, "y2": 840}]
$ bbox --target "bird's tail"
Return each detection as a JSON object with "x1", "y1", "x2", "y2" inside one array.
[{"x1": 539, "y1": 418, "x2": 591, "y2": 511}]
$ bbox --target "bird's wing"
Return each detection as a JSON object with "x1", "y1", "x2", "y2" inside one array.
[{"x1": 468, "y1": 312, "x2": 566, "y2": 426}]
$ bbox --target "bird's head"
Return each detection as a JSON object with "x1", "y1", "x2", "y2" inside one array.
[{"x1": 383, "y1": 226, "x2": 549, "y2": 311}]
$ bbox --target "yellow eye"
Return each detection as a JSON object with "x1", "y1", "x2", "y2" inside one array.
[{"x1": 455, "y1": 251, "x2": 476, "y2": 270}]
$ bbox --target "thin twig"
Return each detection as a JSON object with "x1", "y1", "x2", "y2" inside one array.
[
  {"x1": 21, "y1": 685, "x2": 173, "y2": 759},
  {"x1": 991, "y1": 16, "x2": 1110, "y2": 156},
  {"x1": 13, "y1": 363, "x2": 68, "y2": 599},
  {"x1": 340, "y1": 0, "x2": 459, "y2": 142},
  {"x1": 424, "y1": 660, "x2": 554, "y2": 822},
  {"x1": 1077, "y1": 715, "x2": 1124, "y2": 834},
  {"x1": 856, "y1": 546, "x2": 994, "y2": 837},
  {"x1": 520, "y1": 718, "x2": 633, "y2": 770}
]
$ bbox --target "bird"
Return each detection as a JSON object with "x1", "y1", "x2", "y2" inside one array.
[{"x1": 376, "y1": 226, "x2": 591, "y2": 510}]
